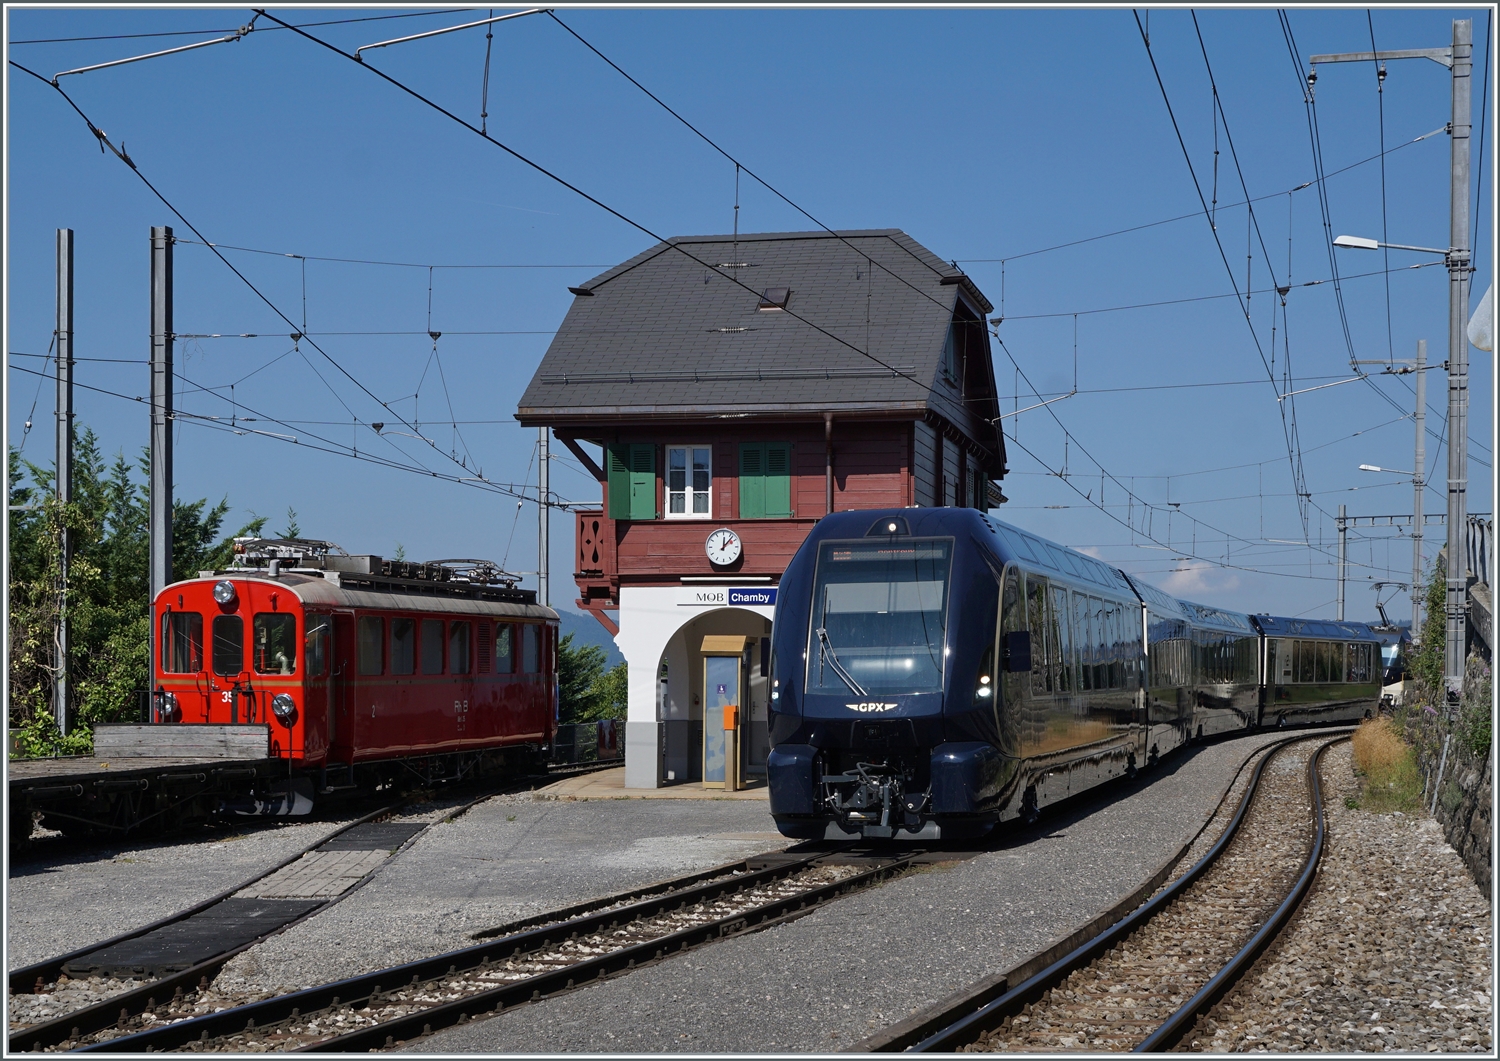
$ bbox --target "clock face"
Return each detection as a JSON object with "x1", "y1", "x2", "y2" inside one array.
[{"x1": 706, "y1": 528, "x2": 742, "y2": 566}]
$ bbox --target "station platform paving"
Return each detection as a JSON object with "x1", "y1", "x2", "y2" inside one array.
[{"x1": 539, "y1": 766, "x2": 768, "y2": 800}]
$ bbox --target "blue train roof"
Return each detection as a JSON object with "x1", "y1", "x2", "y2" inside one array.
[
  {"x1": 980, "y1": 514, "x2": 1135, "y2": 597},
  {"x1": 1122, "y1": 572, "x2": 1190, "y2": 621},
  {"x1": 1178, "y1": 600, "x2": 1257, "y2": 634},
  {"x1": 1252, "y1": 615, "x2": 1380, "y2": 641}
]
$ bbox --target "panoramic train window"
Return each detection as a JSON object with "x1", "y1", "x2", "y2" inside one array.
[
  {"x1": 358, "y1": 617, "x2": 383, "y2": 675},
  {"x1": 253, "y1": 614, "x2": 297, "y2": 675},
  {"x1": 495, "y1": 623, "x2": 514, "y2": 673},
  {"x1": 1071, "y1": 593, "x2": 1092, "y2": 691},
  {"x1": 523, "y1": 624, "x2": 541, "y2": 674},
  {"x1": 1049, "y1": 586, "x2": 1073, "y2": 693},
  {"x1": 806, "y1": 538, "x2": 952, "y2": 695},
  {"x1": 450, "y1": 622, "x2": 470, "y2": 674},
  {"x1": 305, "y1": 616, "x2": 328, "y2": 677},
  {"x1": 1346, "y1": 642, "x2": 1372, "y2": 683},
  {"x1": 212, "y1": 615, "x2": 243, "y2": 677},
  {"x1": 161, "y1": 611, "x2": 203, "y2": 673},
  {"x1": 391, "y1": 618, "x2": 416, "y2": 675},
  {"x1": 421, "y1": 620, "x2": 445, "y2": 675},
  {"x1": 1025, "y1": 576, "x2": 1051, "y2": 696}
]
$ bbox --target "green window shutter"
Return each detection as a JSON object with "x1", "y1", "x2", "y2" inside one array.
[
  {"x1": 739, "y1": 444, "x2": 766, "y2": 519},
  {"x1": 765, "y1": 442, "x2": 792, "y2": 517},
  {"x1": 628, "y1": 443, "x2": 656, "y2": 520},
  {"x1": 606, "y1": 444, "x2": 630, "y2": 520}
]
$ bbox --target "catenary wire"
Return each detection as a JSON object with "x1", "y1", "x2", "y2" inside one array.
[
  {"x1": 10, "y1": 10, "x2": 470, "y2": 46},
  {"x1": 7, "y1": 59, "x2": 516, "y2": 498},
  {"x1": 1135, "y1": 10, "x2": 1310, "y2": 538}
]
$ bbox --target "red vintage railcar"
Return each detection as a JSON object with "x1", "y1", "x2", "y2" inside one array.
[{"x1": 152, "y1": 542, "x2": 558, "y2": 788}]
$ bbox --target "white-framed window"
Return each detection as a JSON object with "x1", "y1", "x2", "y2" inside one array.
[{"x1": 666, "y1": 446, "x2": 712, "y2": 517}]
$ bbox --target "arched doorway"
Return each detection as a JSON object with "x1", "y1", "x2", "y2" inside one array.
[{"x1": 655, "y1": 608, "x2": 773, "y2": 785}]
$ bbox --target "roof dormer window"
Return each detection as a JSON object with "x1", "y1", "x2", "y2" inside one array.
[{"x1": 758, "y1": 287, "x2": 791, "y2": 311}]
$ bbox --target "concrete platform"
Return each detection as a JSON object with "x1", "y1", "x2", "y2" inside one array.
[
  {"x1": 417, "y1": 731, "x2": 1294, "y2": 1054},
  {"x1": 539, "y1": 766, "x2": 768, "y2": 801}
]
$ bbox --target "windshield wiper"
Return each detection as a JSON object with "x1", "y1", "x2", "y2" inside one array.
[{"x1": 816, "y1": 627, "x2": 868, "y2": 698}]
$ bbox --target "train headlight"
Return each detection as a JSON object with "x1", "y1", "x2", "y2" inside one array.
[
  {"x1": 157, "y1": 691, "x2": 180, "y2": 723},
  {"x1": 213, "y1": 580, "x2": 237, "y2": 605},
  {"x1": 976, "y1": 674, "x2": 992, "y2": 699},
  {"x1": 271, "y1": 693, "x2": 297, "y2": 727}
]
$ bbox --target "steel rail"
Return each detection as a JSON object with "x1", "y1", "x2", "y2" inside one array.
[
  {"x1": 1134, "y1": 735, "x2": 1341, "y2": 1052},
  {"x1": 8, "y1": 780, "x2": 512, "y2": 1053},
  {"x1": 905, "y1": 732, "x2": 1333, "y2": 1053},
  {"x1": 305, "y1": 856, "x2": 914, "y2": 1053},
  {"x1": 6, "y1": 799, "x2": 405, "y2": 997},
  {"x1": 79, "y1": 851, "x2": 849, "y2": 1052}
]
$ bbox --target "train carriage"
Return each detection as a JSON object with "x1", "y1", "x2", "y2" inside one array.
[
  {"x1": 1251, "y1": 614, "x2": 1382, "y2": 728},
  {"x1": 767, "y1": 508, "x2": 1383, "y2": 842},
  {"x1": 154, "y1": 546, "x2": 559, "y2": 792}
]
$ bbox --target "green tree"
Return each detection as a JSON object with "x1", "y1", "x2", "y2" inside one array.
[
  {"x1": 556, "y1": 633, "x2": 627, "y2": 725},
  {"x1": 1410, "y1": 560, "x2": 1448, "y2": 697},
  {"x1": 7, "y1": 431, "x2": 265, "y2": 756}
]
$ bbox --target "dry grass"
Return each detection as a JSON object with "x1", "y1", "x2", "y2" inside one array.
[{"x1": 1349, "y1": 716, "x2": 1423, "y2": 814}]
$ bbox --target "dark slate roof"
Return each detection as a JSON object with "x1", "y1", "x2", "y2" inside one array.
[{"x1": 516, "y1": 229, "x2": 1000, "y2": 459}]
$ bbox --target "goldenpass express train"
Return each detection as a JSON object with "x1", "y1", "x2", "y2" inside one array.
[
  {"x1": 766, "y1": 509, "x2": 1381, "y2": 841},
  {"x1": 150, "y1": 539, "x2": 558, "y2": 813}
]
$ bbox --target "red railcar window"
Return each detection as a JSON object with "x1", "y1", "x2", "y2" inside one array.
[
  {"x1": 449, "y1": 622, "x2": 471, "y2": 674},
  {"x1": 254, "y1": 614, "x2": 298, "y2": 674},
  {"x1": 358, "y1": 617, "x2": 383, "y2": 675},
  {"x1": 421, "y1": 620, "x2": 444, "y2": 675},
  {"x1": 522, "y1": 624, "x2": 540, "y2": 674},
  {"x1": 477, "y1": 622, "x2": 491, "y2": 673},
  {"x1": 305, "y1": 616, "x2": 329, "y2": 677},
  {"x1": 495, "y1": 624, "x2": 514, "y2": 673},
  {"x1": 391, "y1": 618, "x2": 415, "y2": 675},
  {"x1": 161, "y1": 612, "x2": 203, "y2": 673},
  {"x1": 212, "y1": 615, "x2": 244, "y2": 677}
]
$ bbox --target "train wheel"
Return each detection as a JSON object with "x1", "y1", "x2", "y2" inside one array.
[{"x1": 1020, "y1": 785, "x2": 1040, "y2": 825}]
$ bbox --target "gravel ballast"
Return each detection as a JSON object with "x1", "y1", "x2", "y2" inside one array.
[
  {"x1": 417, "y1": 732, "x2": 1296, "y2": 1054},
  {"x1": 208, "y1": 792, "x2": 786, "y2": 998},
  {"x1": 1190, "y1": 741, "x2": 1493, "y2": 1054}
]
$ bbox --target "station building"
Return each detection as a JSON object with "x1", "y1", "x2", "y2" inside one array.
[{"x1": 517, "y1": 229, "x2": 1007, "y2": 788}]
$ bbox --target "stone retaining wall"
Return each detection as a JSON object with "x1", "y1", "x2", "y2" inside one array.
[{"x1": 1402, "y1": 656, "x2": 1493, "y2": 894}]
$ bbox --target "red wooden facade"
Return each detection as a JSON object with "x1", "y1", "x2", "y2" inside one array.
[{"x1": 571, "y1": 417, "x2": 994, "y2": 631}]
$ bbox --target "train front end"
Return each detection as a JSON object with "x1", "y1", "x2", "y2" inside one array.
[
  {"x1": 154, "y1": 573, "x2": 321, "y2": 767},
  {"x1": 767, "y1": 509, "x2": 1016, "y2": 840}
]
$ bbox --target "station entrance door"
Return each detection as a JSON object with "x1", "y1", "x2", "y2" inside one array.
[{"x1": 700, "y1": 635, "x2": 747, "y2": 790}]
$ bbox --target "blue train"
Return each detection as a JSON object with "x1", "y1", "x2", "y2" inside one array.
[{"x1": 766, "y1": 508, "x2": 1381, "y2": 840}]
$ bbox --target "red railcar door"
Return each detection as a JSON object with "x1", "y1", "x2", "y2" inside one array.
[{"x1": 330, "y1": 612, "x2": 356, "y2": 761}]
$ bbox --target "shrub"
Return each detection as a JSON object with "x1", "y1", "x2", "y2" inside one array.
[{"x1": 1350, "y1": 716, "x2": 1423, "y2": 814}]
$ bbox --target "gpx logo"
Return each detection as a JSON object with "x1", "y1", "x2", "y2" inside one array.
[{"x1": 846, "y1": 702, "x2": 898, "y2": 713}]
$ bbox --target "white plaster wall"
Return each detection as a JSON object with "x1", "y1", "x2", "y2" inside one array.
[{"x1": 616, "y1": 586, "x2": 774, "y2": 788}]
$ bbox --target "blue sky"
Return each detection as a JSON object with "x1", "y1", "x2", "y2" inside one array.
[{"x1": 6, "y1": 4, "x2": 1494, "y2": 626}]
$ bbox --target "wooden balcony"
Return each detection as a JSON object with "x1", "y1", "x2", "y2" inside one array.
[{"x1": 575, "y1": 509, "x2": 619, "y2": 631}]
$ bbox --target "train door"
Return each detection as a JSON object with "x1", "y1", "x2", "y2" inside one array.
[
  {"x1": 302, "y1": 612, "x2": 331, "y2": 762},
  {"x1": 329, "y1": 612, "x2": 356, "y2": 761}
]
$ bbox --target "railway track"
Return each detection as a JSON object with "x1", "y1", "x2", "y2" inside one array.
[
  {"x1": 869, "y1": 732, "x2": 1340, "y2": 1054},
  {"x1": 61, "y1": 848, "x2": 913, "y2": 1052},
  {"x1": 6, "y1": 774, "x2": 537, "y2": 1055}
]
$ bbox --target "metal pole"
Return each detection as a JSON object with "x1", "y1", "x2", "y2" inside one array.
[
  {"x1": 149, "y1": 227, "x2": 174, "y2": 667},
  {"x1": 538, "y1": 426, "x2": 549, "y2": 607},
  {"x1": 1445, "y1": 18, "x2": 1472, "y2": 702},
  {"x1": 824, "y1": 413, "x2": 834, "y2": 515},
  {"x1": 1337, "y1": 504, "x2": 1347, "y2": 621},
  {"x1": 1413, "y1": 339, "x2": 1426, "y2": 634},
  {"x1": 55, "y1": 228, "x2": 74, "y2": 736}
]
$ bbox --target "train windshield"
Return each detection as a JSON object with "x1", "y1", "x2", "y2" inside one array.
[{"x1": 806, "y1": 538, "x2": 951, "y2": 696}]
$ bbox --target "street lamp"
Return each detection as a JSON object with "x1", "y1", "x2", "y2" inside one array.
[
  {"x1": 1333, "y1": 234, "x2": 1448, "y2": 256},
  {"x1": 1358, "y1": 463, "x2": 1417, "y2": 477}
]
